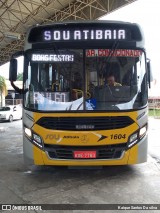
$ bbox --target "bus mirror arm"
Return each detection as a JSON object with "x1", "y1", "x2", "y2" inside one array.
[{"x1": 10, "y1": 80, "x2": 23, "y2": 94}]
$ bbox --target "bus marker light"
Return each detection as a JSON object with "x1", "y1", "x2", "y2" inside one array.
[
  {"x1": 33, "y1": 140, "x2": 43, "y2": 148},
  {"x1": 128, "y1": 140, "x2": 138, "y2": 148}
]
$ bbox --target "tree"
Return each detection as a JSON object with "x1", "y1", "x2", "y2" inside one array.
[
  {"x1": 0, "y1": 75, "x2": 8, "y2": 107},
  {"x1": 17, "y1": 73, "x2": 23, "y2": 81}
]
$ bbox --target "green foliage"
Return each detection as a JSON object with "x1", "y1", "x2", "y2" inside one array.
[
  {"x1": 17, "y1": 73, "x2": 23, "y2": 81},
  {"x1": 0, "y1": 75, "x2": 8, "y2": 107},
  {"x1": 0, "y1": 75, "x2": 7, "y2": 96},
  {"x1": 149, "y1": 109, "x2": 160, "y2": 117}
]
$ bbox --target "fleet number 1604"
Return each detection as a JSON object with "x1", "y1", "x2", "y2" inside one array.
[{"x1": 110, "y1": 134, "x2": 126, "y2": 140}]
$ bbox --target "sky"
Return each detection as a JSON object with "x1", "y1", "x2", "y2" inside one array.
[{"x1": 0, "y1": 0, "x2": 160, "y2": 94}]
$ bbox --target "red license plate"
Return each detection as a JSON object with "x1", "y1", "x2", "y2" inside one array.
[{"x1": 73, "y1": 151, "x2": 96, "y2": 159}]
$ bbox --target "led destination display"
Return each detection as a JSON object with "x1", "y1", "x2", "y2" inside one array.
[
  {"x1": 28, "y1": 22, "x2": 142, "y2": 43},
  {"x1": 43, "y1": 29, "x2": 126, "y2": 41},
  {"x1": 86, "y1": 49, "x2": 142, "y2": 57},
  {"x1": 31, "y1": 54, "x2": 74, "y2": 62}
]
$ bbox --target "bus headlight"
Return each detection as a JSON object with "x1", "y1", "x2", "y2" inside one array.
[
  {"x1": 128, "y1": 132, "x2": 138, "y2": 148},
  {"x1": 128, "y1": 124, "x2": 147, "y2": 149},
  {"x1": 33, "y1": 133, "x2": 41, "y2": 144},
  {"x1": 24, "y1": 127, "x2": 32, "y2": 138},
  {"x1": 139, "y1": 125, "x2": 147, "y2": 138},
  {"x1": 24, "y1": 127, "x2": 43, "y2": 149},
  {"x1": 32, "y1": 133, "x2": 43, "y2": 149}
]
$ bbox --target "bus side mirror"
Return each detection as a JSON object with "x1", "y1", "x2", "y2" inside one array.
[
  {"x1": 9, "y1": 51, "x2": 24, "y2": 82},
  {"x1": 9, "y1": 58, "x2": 17, "y2": 81},
  {"x1": 147, "y1": 59, "x2": 153, "y2": 89}
]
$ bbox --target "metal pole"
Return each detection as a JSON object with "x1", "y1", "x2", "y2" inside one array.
[{"x1": 11, "y1": 92, "x2": 15, "y2": 105}]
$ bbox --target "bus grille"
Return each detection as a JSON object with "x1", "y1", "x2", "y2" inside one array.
[
  {"x1": 44, "y1": 144, "x2": 126, "y2": 160},
  {"x1": 36, "y1": 116, "x2": 134, "y2": 131}
]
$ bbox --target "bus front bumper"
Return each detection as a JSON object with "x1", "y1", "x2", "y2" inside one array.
[{"x1": 23, "y1": 135, "x2": 148, "y2": 166}]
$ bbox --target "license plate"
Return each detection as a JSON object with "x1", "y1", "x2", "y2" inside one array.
[{"x1": 73, "y1": 151, "x2": 96, "y2": 159}]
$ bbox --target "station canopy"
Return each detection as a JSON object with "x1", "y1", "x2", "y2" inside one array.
[{"x1": 0, "y1": 0, "x2": 137, "y2": 66}]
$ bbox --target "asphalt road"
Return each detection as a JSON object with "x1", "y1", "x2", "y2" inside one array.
[
  {"x1": 148, "y1": 117, "x2": 160, "y2": 162},
  {"x1": 0, "y1": 118, "x2": 160, "y2": 213}
]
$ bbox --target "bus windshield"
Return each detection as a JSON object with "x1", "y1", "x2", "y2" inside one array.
[{"x1": 24, "y1": 48, "x2": 147, "y2": 111}]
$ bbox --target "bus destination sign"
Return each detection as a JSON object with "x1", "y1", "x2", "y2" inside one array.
[
  {"x1": 86, "y1": 49, "x2": 142, "y2": 57},
  {"x1": 31, "y1": 54, "x2": 74, "y2": 62},
  {"x1": 43, "y1": 29, "x2": 126, "y2": 42},
  {"x1": 28, "y1": 22, "x2": 142, "y2": 43}
]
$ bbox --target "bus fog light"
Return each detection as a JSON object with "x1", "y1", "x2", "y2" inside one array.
[
  {"x1": 139, "y1": 126, "x2": 147, "y2": 138},
  {"x1": 33, "y1": 134, "x2": 42, "y2": 144},
  {"x1": 24, "y1": 127, "x2": 32, "y2": 138}
]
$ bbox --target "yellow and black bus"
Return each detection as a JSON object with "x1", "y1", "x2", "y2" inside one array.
[{"x1": 9, "y1": 21, "x2": 151, "y2": 166}]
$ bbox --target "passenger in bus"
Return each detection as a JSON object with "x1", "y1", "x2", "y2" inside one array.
[
  {"x1": 71, "y1": 72, "x2": 82, "y2": 89},
  {"x1": 106, "y1": 74, "x2": 122, "y2": 86}
]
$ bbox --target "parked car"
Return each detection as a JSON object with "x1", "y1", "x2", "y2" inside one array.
[{"x1": 0, "y1": 105, "x2": 22, "y2": 122}]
